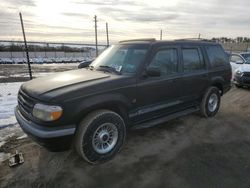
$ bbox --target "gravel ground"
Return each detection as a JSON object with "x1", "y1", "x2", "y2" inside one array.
[{"x1": 0, "y1": 87, "x2": 250, "y2": 188}]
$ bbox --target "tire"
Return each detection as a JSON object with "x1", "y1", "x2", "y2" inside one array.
[
  {"x1": 74, "y1": 109, "x2": 126, "y2": 164},
  {"x1": 200, "y1": 87, "x2": 221, "y2": 118}
]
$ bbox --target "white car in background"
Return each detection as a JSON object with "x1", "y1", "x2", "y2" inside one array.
[
  {"x1": 231, "y1": 53, "x2": 250, "y2": 87},
  {"x1": 230, "y1": 53, "x2": 250, "y2": 72}
]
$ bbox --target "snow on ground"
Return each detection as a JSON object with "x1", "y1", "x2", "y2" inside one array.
[
  {"x1": 41, "y1": 63, "x2": 80, "y2": 66},
  {"x1": 0, "y1": 82, "x2": 23, "y2": 128},
  {"x1": 0, "y1": 152, "x2": 10, "y2": 163},
  {"x1": 0, "y1": 82, "x2": 26, "y2": 162},
  {"x1": 9, "y1": 72, "x2": 56, "y2": 78}
]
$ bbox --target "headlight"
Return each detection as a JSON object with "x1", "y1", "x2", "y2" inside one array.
[
  {"x1": 32, "y1": 103, "x2": 63, "y2": 121},
  {"x1": 235, "y1": 69, "x2": 243, "y2": 76}
]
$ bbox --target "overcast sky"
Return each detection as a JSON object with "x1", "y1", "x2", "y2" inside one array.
[{"x1": 0, "y1": 0, "x2": 250, "y2": 44}]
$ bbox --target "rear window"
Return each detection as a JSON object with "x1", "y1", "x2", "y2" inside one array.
[{"x1": 205, "y1": 45, "x2": 228, "y2": 67}]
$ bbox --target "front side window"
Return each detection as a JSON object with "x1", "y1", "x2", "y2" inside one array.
[
  {"x1": 149, "y1": 48, "x2": 178, "y2": 76},
  {"x1": 205, "y1": 45, "x2": 228, "y2": 67},
  {"x1": 240, "y1": 54, "x2": 250, "y2": 64},
  {"x1": 91, "y1": 44, "x2": 148, "y2": 74},
  {"x1": 182, "y1": 48, "x2": 204, "y2": 72}
]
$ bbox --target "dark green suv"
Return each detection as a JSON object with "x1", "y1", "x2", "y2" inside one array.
[{"x1": 15, "y1": 39, "x2": 231, "y2": 164}]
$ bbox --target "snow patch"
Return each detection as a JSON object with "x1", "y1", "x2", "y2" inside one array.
[
  {"x1": 0, "y1": 141, "x2": 6, "y2": 147},
  {"x1": 0, "y1": 152, "x2": 10, "y2": 163},
  {"x1": 10, "y1": 72, "x2": 56, "y2": 78},
  {"x1": 17, "y1": 134, "x2": 28, "y2": 140},
  {"x1": 0, "y1": 82, "x2": 23, "y2": 128}
]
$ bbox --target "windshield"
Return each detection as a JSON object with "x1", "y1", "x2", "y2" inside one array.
[
  {"x1": 241, "y1": 54, "x2": 250, "y2": 64},
  {"x1": 91, "y1": 44, "x2": 149, "y2": 74}
]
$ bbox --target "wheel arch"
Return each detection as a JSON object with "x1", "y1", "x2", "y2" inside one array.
[
  {"x1": 74, "y1": 94, "x2": 131, "y2": 126},
  {"x1": 210, "y1": 77, "x2": 224, "y2": 95}
]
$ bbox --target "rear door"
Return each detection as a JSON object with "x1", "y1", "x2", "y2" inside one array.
[{"x1": 180, "y1": 45, "x2": 209, "y2": 106}]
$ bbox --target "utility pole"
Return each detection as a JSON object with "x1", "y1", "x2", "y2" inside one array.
[
  {"x1": 160, "y1": 29, "x2": 162, "y2": 40},
  {"x1": 19, "y1": 12, "x2": 32, "y2": 80},
  {"x1": 106, "y1": 22, "x2": 110, "y2": 47},
  {"x1": 94, "y1": 15, "x2": 98, "y2": 57}
]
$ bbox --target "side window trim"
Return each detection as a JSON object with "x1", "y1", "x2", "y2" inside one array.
[
  {"x1": 181, "y1": 46, "x2": 205, "y2": 73},
  {"x1": 205, "y1": 45, "x2": 228, "y2": 68},
  {"x1": 148, "y1": 46, "x2": 180, "y2": 77},
  {"x1": 231, "y1": 54, "x2": 244, "y2": 63}
]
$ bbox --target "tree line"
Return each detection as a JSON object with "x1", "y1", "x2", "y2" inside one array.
[{"x1": 211, "y1": 37, "x2": 250, "y2": 43}]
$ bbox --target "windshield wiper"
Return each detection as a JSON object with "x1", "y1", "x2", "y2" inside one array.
[{"x1": 98, "y1": 65, "x2": 121, "y2": 74}]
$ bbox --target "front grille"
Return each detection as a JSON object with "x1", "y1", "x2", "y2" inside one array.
[
  {"x1": 243, "y1": 72, "x2": 250, "y2": 77},
  {"x1": 18, "y1": 89, "x2": 35, "y2": 118}
]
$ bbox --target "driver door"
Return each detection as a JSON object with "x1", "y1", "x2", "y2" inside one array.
[{"x1": 133, "y1": 46, "x2": 183, "y2": 123}]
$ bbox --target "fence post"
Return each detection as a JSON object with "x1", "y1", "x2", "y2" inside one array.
[
  {"x1": 106, "y1": 22, "x2": 109, "y2": 47},
  {"x1": 19, "y1": 12, "x2": 32, "y2": 80}
]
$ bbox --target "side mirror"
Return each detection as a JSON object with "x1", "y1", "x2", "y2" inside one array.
[
  {"x1": 236, "y1": 60, "x2": 244, "y2": 64},
  {"x1": 145, "y1": 67, "x2": 161, "y2": 77},
  {"x1": 78, "y1": 60, "x2": 93, "y2": 69}
]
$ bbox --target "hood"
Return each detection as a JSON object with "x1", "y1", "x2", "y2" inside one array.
[
  {"x1": 21, "y1": 69, "x2": 110, "y2": 98},
  {"x1": 241, "y1": 64, "x2": 250, "y2": 72}
]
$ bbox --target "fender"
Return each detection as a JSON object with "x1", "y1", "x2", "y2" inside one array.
[
  {"x1": 210, "y1": 76, "x2": 225, "y2": 86},
  {"x1": 209, "y1": 76, "x2": 225, "y2": 94},
  {"x1": 67, "y1": 92, "x2": 133, "y2": 123}
]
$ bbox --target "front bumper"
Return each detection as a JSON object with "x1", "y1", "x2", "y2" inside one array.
[
  {"x1": 234, "y1": 75, "x2": 250, "y2": 86},
  {"x1": 15, "y1": 107, "x2": 76, "y2": 151}
]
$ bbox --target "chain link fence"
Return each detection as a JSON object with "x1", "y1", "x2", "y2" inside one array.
[
  {"x1": 221, "y1": 42, "x2": 250, "y2": 53},
  {"x1": 0, "y1": 41, "x2": 107, "y2": 82}
]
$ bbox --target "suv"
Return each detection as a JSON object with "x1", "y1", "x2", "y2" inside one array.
[{"x1": 15, "y1": 39, "x2": 231, "y2": 164}]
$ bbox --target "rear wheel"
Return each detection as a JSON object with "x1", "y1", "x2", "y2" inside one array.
[
  {"x1": 200, "y1": 87, "x2": 221, "y2": 117},
  {"x1": 74, "y1": 109, "x2": 126, "y2": 164}
]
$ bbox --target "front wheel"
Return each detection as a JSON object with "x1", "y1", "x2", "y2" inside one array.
[
  {"x1": 200, "y1": 87, "x2": 221, "y2": 118},
  {"x1": 74, "y1": 110, "x2": 126, "y2": 164}
]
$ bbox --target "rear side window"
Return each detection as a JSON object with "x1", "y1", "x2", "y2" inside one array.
[
  {"x1": 205, "y1": 45, "x2": 228, "y2": 67},
  {"x1": 182, "y1": 48, "x2": 204, "y2": 72}
]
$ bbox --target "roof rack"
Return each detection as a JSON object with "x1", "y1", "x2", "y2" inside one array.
[
  {"x1": 119, "y1": 38, "x2": 156, "y2": 43},
  {"x1": 175, "y1": 38, "x2": 214, "y2": 42}
]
